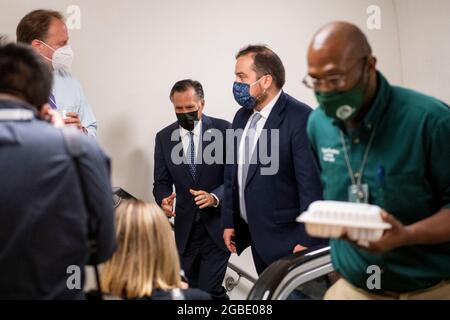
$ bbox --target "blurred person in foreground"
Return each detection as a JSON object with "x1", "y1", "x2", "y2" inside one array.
[
  {"x1": 0, "y1": 41, "x2": 115, "y2": 299},
  {"x1": 101, "y1": 200, "x2": 211, "y2": 300}
]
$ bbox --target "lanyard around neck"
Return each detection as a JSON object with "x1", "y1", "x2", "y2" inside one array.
[{"x1": 339, "y1": 121, "x2": 379, "y2": 186}]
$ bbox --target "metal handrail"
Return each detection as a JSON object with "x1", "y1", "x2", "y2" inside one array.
[
  {"x1": 247, "y1": 246, "x2": 333, "y2": 300},
  {"x1": 227, "y1": 261, "x2": 257, "y2": 284}
]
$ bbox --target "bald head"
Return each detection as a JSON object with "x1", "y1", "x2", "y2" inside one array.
[
  {"x1": 306, "y1": 22, "x2": 377, "y2": 93},
  {"x1": 309, "y1": 22, "x2": 371, "y2": 62}
]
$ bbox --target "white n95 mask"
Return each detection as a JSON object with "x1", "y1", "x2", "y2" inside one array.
[{"x1": 40, "y1": 41, "x2": 74, "y2": 71}]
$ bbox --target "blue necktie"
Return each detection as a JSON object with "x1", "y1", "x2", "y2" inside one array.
[
  {"x1": 48, "y1": 93, "x2": 57, "y2": 110},
  {"x1": 240, "y1": 112, "x2": 262, "y2": 223},
  {"x1": 188, "y1": 131, "x2": 201, "y2": 222},
  {"x1": 188, "y1": 131, "x2": 196, "y2": 180}
]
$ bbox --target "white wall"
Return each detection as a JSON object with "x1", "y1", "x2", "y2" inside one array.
[
  {"x1": 393, "y1": 0, "x2": 450, "y2": 104},
  {"x1": 0, "y1": 0, "x2": 405, "y2": 201},
  {"x1": 1, "y1": 0, "x2": 448, "y2": 299}
]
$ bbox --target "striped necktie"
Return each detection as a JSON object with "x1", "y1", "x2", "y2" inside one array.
[
  {"x1": 187, "y1": 131, "x2": 196, "y2": 180},
  {"x1": 48, "y1": 93, "x2": 57, "y2": 110}
]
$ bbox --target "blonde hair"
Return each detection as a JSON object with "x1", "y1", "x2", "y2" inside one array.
[{"x1": 101, "y1": 199, "x2": 182, "y2": 299}]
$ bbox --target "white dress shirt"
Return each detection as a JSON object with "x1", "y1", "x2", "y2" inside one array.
[
  {"x1": 179, "y1": 119, "x2": 219, "y2": 207},
  {"x1": 179, "y1": 119, "x2": 202, "y2": 160},
  {"x1": 238, "y1": 90, "x2": 282, "y2": 220}
]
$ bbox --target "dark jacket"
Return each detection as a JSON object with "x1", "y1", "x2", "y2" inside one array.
[
  {"x1": 222, "y1": 92, "x2": 325, "y2": 265},
  {"x1": 0, "y1": 100, "x2": 116, "y2": 299},
  {"x1": 139, "y1": 288, "x2": 211, "y2": 300},
  {"x1": 153, "y1": 114, "x2": 230, "y2": 254}
]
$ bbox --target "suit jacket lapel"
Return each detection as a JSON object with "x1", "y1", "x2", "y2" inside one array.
[
  {"x1": 168, "y1": 123, "x2": 195, "y2": 184},
  {"x1": 245, "y1": 92, "x2": 287, "y2": 187},
  {"x1": 194, "y1": 115, "x2": 211, "y2": 184}
]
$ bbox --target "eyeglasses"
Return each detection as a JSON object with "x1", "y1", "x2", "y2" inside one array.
[{"x1": 303, "y1": 56, "x2": 368, "y2": 91}]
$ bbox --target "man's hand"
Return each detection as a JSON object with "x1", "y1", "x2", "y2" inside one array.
[
  {"x1": 181, "y1": 281, "x2": 189, "y2": 289},
  {"x1": 161, "y1": 193, "x2": 176, "y2": 218},
  {"x1": 190, "y1": 189, "x2": 217, "y2": 209},
  {"x1": 223, "y1": 228, "x2": 236, "y2": 253},
  {"x1": 293, "y1": 244, "x2": 308, "y2": 253},
  {"x1": 45, "y1": 107, "x2": 65, "y2": 128},
  {"x1": 64, "y1": 112, "x2": 87, "y2": 133},
  {"x1": 365, "y1": 210, "x2": 414, "y2": 253}
]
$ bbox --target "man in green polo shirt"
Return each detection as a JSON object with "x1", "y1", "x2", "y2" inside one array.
[{"x1": 304, "y1": 21, "x2": 450, "y2": 299}]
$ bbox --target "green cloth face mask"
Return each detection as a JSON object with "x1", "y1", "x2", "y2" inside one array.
[
  {"x1": 314, "y1": 62, "x2": 369, "y2": 122},
  {"x1": 315, "y1": 87, "x2": 364, "y2": 121}
]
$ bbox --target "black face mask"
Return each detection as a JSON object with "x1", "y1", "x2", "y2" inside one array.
[{"x1": 176, "y1": 110, "x2": 199, "y2": 131}]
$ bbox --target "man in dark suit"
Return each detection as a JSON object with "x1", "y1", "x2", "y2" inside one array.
[
  {"x1": 153, "y1": 79, "x2": 230, "y2": 299},
  {"x1": 222, "y1": 45, "x2": 325, "y2": 275}
]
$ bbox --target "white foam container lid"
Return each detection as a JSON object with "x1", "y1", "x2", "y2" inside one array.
[{"x1": 296, "y1": 201, "x2": 391, "y2": 246}]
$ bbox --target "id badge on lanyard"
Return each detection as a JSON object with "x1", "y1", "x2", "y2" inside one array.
[
  {"x1": 340, "y1": 124, "x2": 379, "y2": 204},
  {"x1": 348, "y1": 184, "x2": 369, "y2": 203}
]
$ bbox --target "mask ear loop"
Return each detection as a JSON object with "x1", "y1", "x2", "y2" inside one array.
[
  {"x1": 347, "y1": 57, "x2": 371, "y2": 121},
  {"x1": 253, "y1": 74, "x2": 270, "y2": 101},
  {"x1": 362, "y1": 57, "x2": 374, "y2": 94},
  {"x1": 36, "y1": 40, "x2": 56, "y2": 65},
  {"x1": 356, "y1": 57, "x2": 370, "y2": 92},
  {"x1": 38, "y1": 40, "x2": 56, "y2": 52}
]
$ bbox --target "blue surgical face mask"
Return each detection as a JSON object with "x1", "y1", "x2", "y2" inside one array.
[{"x1": 232, "y1": 77, "x2": 265, "y2": 110}]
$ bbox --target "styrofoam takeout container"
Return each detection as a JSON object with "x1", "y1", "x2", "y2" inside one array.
[{"x1": 296, "y1": 201, "x2": 391, "y2": 246}]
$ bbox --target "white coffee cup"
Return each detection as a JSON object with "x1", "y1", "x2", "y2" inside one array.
[{"x1": 56, "y1": 109, "x2": 68, "y2": 120}]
